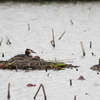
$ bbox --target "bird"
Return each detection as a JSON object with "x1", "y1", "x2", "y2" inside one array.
[
  {"x1": 25, "y1": 49, "x2": 36, "y2": 57},
  {"x1": 90, "y1": 58, "x2": 100, "y2": 71},
  {"x1": 8, "y1": 49, "x2": 40, "y2": 61}
]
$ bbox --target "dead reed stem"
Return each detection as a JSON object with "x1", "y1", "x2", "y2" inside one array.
[
  {"x1": 2, "y1": 53, "x2": 4, "y2": 57},
  {"x1": 59, "y1": 31, "x2": 66, "y2": 40},
  {"x1": 91, "y1": 52, "x2": 95, "y2": 56},
  {"x1": 76, "y1": 68, "x2": 78, "y2": 71},
  {"x1": 33, "y1": 84, "x2": 47, "y2": 100},
  {"x1": 74, "y1": 95, "x2": 76, "y2": 100},
  {"x1": 70, "y1": 20, "x2": 73, "y2": 25},
  {"x1": 70, "y1": 79, "x2": 72, "y2": 86},
  {"x1": 90, "y1": 41, "x2": 92, "y2": 49},
  {"x1": 15, "y1": 65, "x2": 18, "y2": 72},
  {"x1": 50, "y1": 28, "x2": 55, "y2": 48},
  {"x1": 0, "y1": 38, "x2": 3, "y2": 46},
  {"x1": 6, "y1": 37, "x2": 11, "y2": 45},
  {"x1": 7, "y1": 83, "x2": 10, "y2": 100},
  {"x1": 80, "y1": 41, "x2": 85, "y2": 56},
  {"x1": 28, "y1": 24, "x2": 30, "y2": 31}
]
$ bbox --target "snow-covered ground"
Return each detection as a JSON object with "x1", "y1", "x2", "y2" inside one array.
[{"x1": 0, "y1": 2, "x2": 100, "y2": 100}]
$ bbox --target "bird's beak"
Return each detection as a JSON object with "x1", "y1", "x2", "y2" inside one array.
[{"x1": 31, "y1": 50, "x2": 36, "y2": 53}]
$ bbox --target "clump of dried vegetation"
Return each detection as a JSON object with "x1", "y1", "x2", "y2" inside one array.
[{"x1": 0, "y1": 58, "x2": 79, "y2": 71}]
